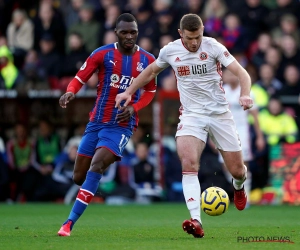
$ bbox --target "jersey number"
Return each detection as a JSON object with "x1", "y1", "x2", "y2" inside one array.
[{"x1": 119, "y1": 134, "x2": 129, "y2": 151}]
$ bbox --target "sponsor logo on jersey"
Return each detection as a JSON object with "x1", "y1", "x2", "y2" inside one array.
[
  {"x1": 110, "y1": 74, "x2": 134, "y2": 89},
  {"x1": 191, "y1": 64, "x2": 207, "y2": 75},
  {"x1": 80, "y1": 61, "x2": 87, "y2": 70},
  {"x1": 177, "y1": 66, "x2": 190, "y2": 76},
  {"x1": 136, "y1": 62, "x2": 144, "y2": 72},
  {"x1": 199, "y1": 52, "x2": 208, "y2": 60},
  {"x1": 110, "y1": 74, "x2": 120, "y2": 83}
]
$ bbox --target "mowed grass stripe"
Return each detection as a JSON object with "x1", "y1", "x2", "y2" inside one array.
[{"x1": 0, "y1": 203, "x2": 299, "y2": 250}]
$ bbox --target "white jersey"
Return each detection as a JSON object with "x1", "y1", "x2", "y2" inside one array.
[
  {"x1": 156, "y1": 37, "x2": 235, "y2": 115},
  {"x1": 223, "y1": 84, "x2": 249, "y2": 128},
  {"x1": 221, "y1": 84, "x2": 254, "y2": 161}
]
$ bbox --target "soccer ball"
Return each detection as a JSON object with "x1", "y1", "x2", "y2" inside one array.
[{"x1": 201, "y1": 186, "x2": 229, "y2": 216}]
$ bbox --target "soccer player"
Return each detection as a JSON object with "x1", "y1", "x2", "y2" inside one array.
[
  {"x1": 219, "y1": 69, "x2": 265, "y2": 203},
  {"x1": 115, "y1": 14, "x2": 253, "y2": 238},
  {"x1": 57, "y1": 13, "x2": 156, "y2": 236}
]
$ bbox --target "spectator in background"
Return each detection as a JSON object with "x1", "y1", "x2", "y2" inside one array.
[
  {"x1": 251, "y1": 32, "x2": 273, "y2": 68},
  {"x1": 127, "y1": 1, "x2": 155, "y2": 40},
  {"x1": 132, "y1": 142, "x2": 155, "y2": 187},
  {"x1": 0, "y1": 135, "x2": 9, "y2": 202},
  {"x1": 67, "y1": 3, "x2": 102, "y2": 53},
  {"x1": 0, "y1": 45, "x2": 19, "y2": 89},
  {"x1": 152, "y1": 9, "x2": 178, "y2": 48},
  {"x1": 33, "y1": 137, "x2": 80, "y2": 201},
  {"x1": 60, "y1": 0, "x2": 85, "y2": 29},
  {"x1": 264, "y1": 46, "x2": 285, "y2": 82},
  {"x1": 259, "y1": 97, "x2": 298, "y2": 146},
  {"x1": 101, "y1": 4, "x2": 121, "y2": 38},
  {"x1": 220, "y1": 69, "x2": 265, "y2": 202},
  {"x1": 221, "y1": 13, "x2": 248, "y2": 53},
  {"x1": 132, "y1": 141, "x2": 161, "y2": 203},
  {"x1": 102, "y1": 30, "x2": 117, "y2": 45},
  {"x1": 6, "y1": 123, "x2": 39, "y2": 201},
  {"x1": 272, "y1": 14, "x2": 300, "y2": 47},
  {"x1": 156, "y1": 34, "x2": 175, "y2": 88},
  {"x1": 279, "y1": 64, "x2": 300, "y2": 129},
  {"x1": 237, "y1": 0, "x2": 269, "y2": 42},
  {"x1": 266, "y1": 0, "x2": 300, "y2": 30},
  {"x1": 33, "y1": 2, "x2": 66, "y2": 55},
  {"x1": 61, "y1": 32, "x2": 89, "y2": 77},
  {"x1": 279, "y1": 35, "x2": 300, "y2": 68},
  {"x1": 6, "y1": 9, "x2": 34, "y2": 69},
  {"x1": 256, "y1": 63, "x2": 282, "y2": 96},
  {"x1": 21, "y1": 49, "x2": 47, "y2": 90},
  {"x1": 94, "y1": 0, "x2": 119, "y2": 24},
  {"x1": 34, "y1": 119, "x2": 61, "y2": 176},
  {"x1": 138, "y1": 37, "x2": 155, "y2": 56},
  {"x1": 38, "y1": 33, "x2": 61, "y2": 82},
  {"x1": 182, "y1": 0, "x2": 205, "y2": 16},
  {"x1": 0, "y1": 35, "x2": 7, "y2": 46},
  {"x1": 201, "y1": 0, "x2": 228, "y2": 38}
]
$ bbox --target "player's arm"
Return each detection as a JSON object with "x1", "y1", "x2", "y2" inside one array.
[
  {"x1": 249, "y1": 108, "x2": 265, "y2": 152},
  {"x1": 115, "y1": 61, "x2": 163, "y2": 108},
  {"x1": 116, "y1": 78, "x2": 157, "y2": 122},
  {"x1": 59, "y1": 55, "x2": 100, "y2": 108},
  {"x1": 226, "y1": 60, "x2": 253, "y2": 110}
]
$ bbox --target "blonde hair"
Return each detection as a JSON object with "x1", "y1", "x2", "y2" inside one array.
[{"x1": 202, "y1": 0, "x2": 227, "y2": 20}]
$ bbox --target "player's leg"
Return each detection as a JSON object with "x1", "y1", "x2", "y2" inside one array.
[
  {"x1": 72, "y1": 155, "x2": 92, "y2": 185},
  {"x1": 58, "y1": 148, "x2": 117, "y2": 236},
  {"x1": 177, "y1": 135, "x2": 206, "y2": 238},
  {"x1": 210, "y1": 111, "x2": 247, "y2": 210},
  {"x1": 219, "y1": 150, "x2": 247, "y2": 210},
  {"x1": 58, "y1": 125, "x2": 132, "y2": 236},
  {"x1": 176, "y1": 116, "x2": 208, "y2": 238}
]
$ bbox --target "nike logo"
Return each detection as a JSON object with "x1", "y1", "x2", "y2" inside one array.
[{"x1": 109, "y1": 60, "x2": 117, "y2": 66}]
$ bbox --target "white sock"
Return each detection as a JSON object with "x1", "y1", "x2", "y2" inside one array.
[
  {"x1": 233, "y1": 165, "x2": 247, "y2": 190},
  {"x1": 182, "y1": 173, "x2": 201, "y2": 223},
  {"x1": 243, "y1": 171, "x2": 252, "y2": 198}
]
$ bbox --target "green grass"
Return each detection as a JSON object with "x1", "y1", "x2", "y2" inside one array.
[{"x1": 0, "y1": 203, "x2": 299, "y2": 250}]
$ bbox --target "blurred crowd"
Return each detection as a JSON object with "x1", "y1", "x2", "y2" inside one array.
[{"x1": 0, "y1": 0, "x2": 300, "y2": 204}]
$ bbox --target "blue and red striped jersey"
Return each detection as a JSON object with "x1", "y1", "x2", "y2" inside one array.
[{"x1": 75, "y1": 42, "x2": 156, "y2": 129}]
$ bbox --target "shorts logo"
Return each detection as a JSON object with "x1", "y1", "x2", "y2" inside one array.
[
  {"x1": 224, "y1": 51, "x2": 230, "y2": 58},
  {"x1": 80, "y1": 61, "x2": 87, "y2": 70},
  {"x1": 199, "y1": 52, "x2": 208, "y2": 60},
  {"x1": 110, "y1": 74, "x2": 120, "y2": 83},
  {"x1": 136, "y1": 62, "x2": 144, "y2": 72},
  {"x1": 177, "y1": 124, "x2": 183, "y2": 131}
]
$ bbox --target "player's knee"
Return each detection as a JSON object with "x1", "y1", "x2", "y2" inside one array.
[
  {"x1": 73, "y1": 174, "x2": 85, "y2": 186},
  {"x1": 231, "y1": 165, "x2": 246, "y2": 180},
  {"x1": 90, "y1": 160, "x2": 107, "y2": 174},
  {"x1": 181, "y1": 158, "x2": 199, "y2": 172}
]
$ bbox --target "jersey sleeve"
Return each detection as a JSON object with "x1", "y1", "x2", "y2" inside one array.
[
  {"x1": 75, "y1": 51, "x2": 103, "y2": 84},
  {"x1": 214, "y1": 42, "x2": 235, "y2": 67},
  {"x1": 155, "y1": 45, "x2": 170, "y2": 69},
  {"x1": 143, "y1": 56, "x2": 157, "y2": 92}
]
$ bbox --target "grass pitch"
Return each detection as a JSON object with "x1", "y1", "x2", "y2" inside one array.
[{"x1": 0, "y1": 203, "x2": 299, "y2": 250}]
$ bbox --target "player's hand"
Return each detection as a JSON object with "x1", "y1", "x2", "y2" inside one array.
[
  {"x1": 59, "y1": 92, "x2": 75, "y2": 108},
  {"x1": 239, "y1": 95, "x2": 253, "y2": 110},
  {"x1": 115, "y1": 92, "x2": 131, "y2": 109},
  {"x1": 255, "y1": 135, "x2": 265, "y2": 152},
  {"x1": 116, "y1": 106, "x2": 134, "y2": 123}
]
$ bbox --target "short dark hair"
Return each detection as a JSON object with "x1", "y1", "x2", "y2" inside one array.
[
  {"x1": 180, "y1": 14, "x2": 203, "y2": 31},
  {"x1": 116, "y1": 13, "x2": 137, "y2": 26}
]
